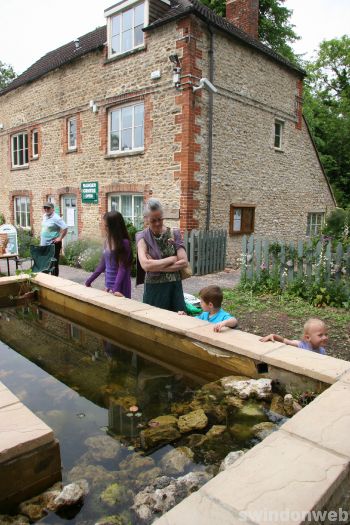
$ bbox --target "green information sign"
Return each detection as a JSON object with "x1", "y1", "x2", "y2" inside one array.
[{"x1": 81, "y1": 181, "x2": 98, "y2": 204}]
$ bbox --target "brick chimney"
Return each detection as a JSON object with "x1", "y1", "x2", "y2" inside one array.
[{"x1": 226, "y1": 0, "x2": 259, "y2": 39}]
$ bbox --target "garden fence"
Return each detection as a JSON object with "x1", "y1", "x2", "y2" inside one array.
[
  {"x1": 241, "y1": 235, "x2": 350, "y2": 286},
  {"x1": 183, "y1": 229, "x2": 227, "y2": 275}
]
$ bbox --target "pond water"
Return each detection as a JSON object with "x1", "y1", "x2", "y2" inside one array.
[{"x1": 0, "y1": 306, "x2": 276, "y2": 524}]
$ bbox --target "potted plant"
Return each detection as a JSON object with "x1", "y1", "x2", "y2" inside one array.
[{"x1": 9, "y1": 269, "x2": 39, "y2": 306}]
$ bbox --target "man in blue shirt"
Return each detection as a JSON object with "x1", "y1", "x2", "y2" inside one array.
[{"x1": 40, "y1": 202, "x2": 67, "y2": 276}]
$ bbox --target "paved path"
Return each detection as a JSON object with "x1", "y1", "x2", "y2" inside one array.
[
  {"x1": 1, "y1": 260, "x2": 240, "y2": 301},
  {"x1": 58, "y1": 265, "x2": 240, "y2": 301}
]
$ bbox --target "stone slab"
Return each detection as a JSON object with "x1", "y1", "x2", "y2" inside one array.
[
  {"x1": 0, "y1": 402, "x2": 54, "y2": 463},
  {"x1": 0, "y1": 387, "x2": 19, "y2": 410},
  {"x1": 33, "y1": 273, "x2": 78, "y2": 290},
  {"x1": 155, "y1": 490, "x2": 255, "y2": 525},
  {"x1": 131, "y1": 308, "x2": 210, "y2": 334},
  {"x1": 197, "y1": 431, "x2": 349, "y2": 525},
  {"x1": 339, "y1": 370, "x2": 350, "y2": 385},
  {"x1": 0, "y1": 275, "x2": 27, "y2": 285},
  {"x1": 186, "y1": 326, "x2": 284, "y2": 360},
  {"x1": 282, "y1": 381, "x2": 350, "y2": 458},
  {"x1": 90, "y1": 294, "x2": 154, "y2": 315},
  {"x1": 263, "y1": 345, "x2": 350, "y2": 384}
]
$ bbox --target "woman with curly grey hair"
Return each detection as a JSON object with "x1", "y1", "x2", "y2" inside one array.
[{"x1": 136, "y1": 199, "x2": 188, "y2": 312}]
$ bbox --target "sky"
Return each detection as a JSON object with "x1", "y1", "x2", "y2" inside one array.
[{"x1": 0, "y1": 0, "x2": 349, "y2": 74}]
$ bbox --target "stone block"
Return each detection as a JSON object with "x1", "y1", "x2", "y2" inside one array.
[
  {"x1": 131, "y1": 307, "x2": 209, "y2": 334},
  {"x1": 0, "y1": 402, "x2": 54, "y2": 463},
  {"x1": 282, "y1": 381, "x2": 350, "y2": 458}
]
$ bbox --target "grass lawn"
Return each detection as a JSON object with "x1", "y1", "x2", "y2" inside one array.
[{"x1": 223, "y1": 289, "x2": 350, "y2": 361}]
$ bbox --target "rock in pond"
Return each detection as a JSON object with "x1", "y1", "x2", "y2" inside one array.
[
  {"x1": 160, "y1": 447, "x2": 193, "y2": 475},
  {"x1": 148, "y1": 415, "x2": 178, "y2": 427},
  {"x1": 205, "y1": 425, "x2": 227, "y2": 439},
  {"x1": 270, "y1": 394, "x2": 285, "y2": 416},
  {"x1": 132, "y1": 471, "x2": 211, "y2": 522},
  {"x1": 237, "y1": 401, "x2": 265, "y2": 420},
  {"x1": 47, "y1": 479, "x2": 89, "y2": 511},
  {"x1": 221, "y1": 377, "x2": 272, "y2": 400},
  {"x1": 84, "y1": 435, "x2": 121, "y2": 461},
  {"x1": 119, "y1": 453, "x2": 155, "y2": 472},
  {"x1": 99, "y1": 483, "x2": 129, "y2": 507},
  {"x1": 178, "y1": 409, "x2": 208, "y2": 433},
  {"x1": 284, "y1": 393, "x2": 295, "y2": 417},
  {"x1": 0, "y1": 516, "x2": 30, "y2": 525},
  {"x1": 252, "y1": 422, "x2": 277, "y2": 440},
  {"x1": 219, "y1": 450, "x2": 244, "y2": 471},
  {"x1": 19, "y1": 482, "x2": 62, "y2": 520},
  {"x1": 95, "y1": 516, "x2": 130, "y2": 525},
  {"x1": 140, "y1": 424, "x2": 181, "y2": 449},
  {"x1": 185, "y1": 433, "x2": 207, "y2": 449},
  {"x1": 229, "y1": 423, "x2": 254, "y2": 442},
  {"x1": 68, "y1": 464, "x2": 116, "y2": 487}
]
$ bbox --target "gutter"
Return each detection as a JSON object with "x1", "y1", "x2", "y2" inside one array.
[{"x1": 206, "y1": 24, "x2": 214, "y2": 231}]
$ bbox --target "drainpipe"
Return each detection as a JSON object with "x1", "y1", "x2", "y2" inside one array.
[{"x1": 206, "y1": 24, "x2": 214, "y2": 231}]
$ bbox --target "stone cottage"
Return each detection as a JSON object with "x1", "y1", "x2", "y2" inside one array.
[{"x1": 0, "y1": 0, "x2": 335, "y2": 260}]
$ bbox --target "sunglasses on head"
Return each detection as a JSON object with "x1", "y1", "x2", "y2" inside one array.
[{"x1": 43, "y1": 206, "x2": 51, "y2": 210}]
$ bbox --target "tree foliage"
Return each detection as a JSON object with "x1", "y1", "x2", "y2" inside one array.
[
  {"x1": 200, "y1": 0, "x2": 299, "y2": 62},
  {"x1": 303, "y1": 36, "x2": 350, "y2": 206},
  {"x1": 0, "y1": 61, "x2": 16, "y2": 90}
]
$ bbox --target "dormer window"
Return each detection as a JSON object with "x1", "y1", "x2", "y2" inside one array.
[{"x1": 106, "y1": 1, "x2": 145, "y2": 58}]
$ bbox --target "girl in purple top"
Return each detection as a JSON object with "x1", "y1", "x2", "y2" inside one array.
[{"x1": 85, "y1": 211, "x2": 132, "y2": 298}]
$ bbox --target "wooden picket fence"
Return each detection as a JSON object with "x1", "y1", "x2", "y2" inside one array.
[
  {"x1": 183, "y1": 230, "x2": 227, "y2": 275},
  {"x1": 241, "y1": 235, "x2": 350, "y2": 286}
]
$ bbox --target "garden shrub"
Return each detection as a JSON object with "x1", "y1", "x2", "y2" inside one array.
[{"x1": 17, "y1": 228, "x2": 40, "y2": 258}]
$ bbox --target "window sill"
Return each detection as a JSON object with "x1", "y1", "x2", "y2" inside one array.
[
  {"x1": 105, "y1": 149, "x2": 144, "y2": 159},
  {"x1": 104, "y1": 45, "x2": 146, "y2": 64},
  {"x1": 11, "y1": 165, "x2": 29, "y2": 171},
  {"x1": 30, "y1": 155, "x2": 39, "y2": 161},
  {"x1": 229, "y1": 231, "x2": 254, "y2": 236},
  {"x1": 66, "y1": 148, "x2": 78, "y2": 154},
  {"x1": 274, "y1": 147, "x2": 284, "y2": 153}
]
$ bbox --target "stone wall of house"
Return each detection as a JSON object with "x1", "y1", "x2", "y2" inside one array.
[
  {"x1": 0, "y1": 21, "x2": 194, "y2": 239},
  {"x1": 0, "y1": 12, "x2": 335, "y2": 268},
  {"x1": 208, "y1": 32, "x2": 335, "y2": 263}
]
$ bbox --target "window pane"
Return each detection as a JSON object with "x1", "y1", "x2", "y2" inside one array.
[
  {"x1": 122, "y1": 9, "x2": 132, "y2": 31},
  {"x1": 18, "y1": 134, "x2": 23, "y2": 150},
  {"x1": 110, "y1": 110, "x2": 119, "y2": 132},
  {"x1": 134, "y1": 3, "x2": 144, "y2": 26},
  {"x1": 15, "y1": 212, "x2": 20, "y2": 226},
  {"x1": 110, "y1": 132, "x2": 120, "y2": 151},
  {"x1": 121, "y1": 195, "x2": 132, "y2": 219},
  {"x1": 110, "y1": 196, "x2": 120, "y2": 212},
  {"x1": 233, "y1": 209, "x2": 242, "y2": 232},
  {"x1": 13, "y1": 136, "x2": 18, "y2": 152},
  {"x1": 134, "y1": 196, "x2": 143, "y2": 228},
  {"x1": 134, "y1": 126, "x2": 143, "y2": 148},
  {"x1": 122, "y1": 106, "x2": 132, "y2": 129},
  {"x1": 18, "y1": 149, "x2": 23, "y2": 166},
  {"x1": 121, "y1": 128, "x2": 132, "y2": 150},
  {"x1": 134, "y1": 104, "x2": 144, "y2": 127},
  {"x1": 134, "y1": 24, "x2": 143, "y2": 47},
  {"x1": 112, "y1": 14, "x2": 121, "y2": 37},
  {"x1": 122, "y1": 29, "x2": 132, "y2": 52},
  {"x1": 69, "y1": 118, "x2": 76, "y2": 148},
  {"x1": 111, "y1": 35, "x2": 120, "y2": 55}
]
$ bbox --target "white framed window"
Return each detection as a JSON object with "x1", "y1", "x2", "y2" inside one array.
[
  {"x1": 108, "y1": 2, "x2": 145, "y2": 57},
  {"x1": 14, "y1": 196, "x2": 31, "y2": 229},
  {"x1": 307, "y1": 212, "x2": 325, "y2": 236},
  {"x1": 108, "y1": 193, "x2": 144, "y2": 229},
  {"x1": 12, "y1": 132, "x2": 29, "y2": 167},
  {"x1": 32, "y1": 129, "x2": 39, "y2": 158},
  {"x1": 109, "y1": 102, "x2": 144, "y2": 153},
  {"x1": 274, "y1": 119, "x2": 284, "y2": 149},
  {"x1": 68, "y1": 117, "x2": 77, "y2": 150}
]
